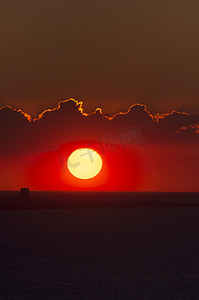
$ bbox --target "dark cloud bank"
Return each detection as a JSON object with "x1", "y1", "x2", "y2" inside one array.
[{"x1": 0, "y1": 99, "x2": 199, "y2": 157}]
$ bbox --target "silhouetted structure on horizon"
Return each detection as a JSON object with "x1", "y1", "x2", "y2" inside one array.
[{"x1": 21, "y1": 188, "x2": 29, "y2": 200}]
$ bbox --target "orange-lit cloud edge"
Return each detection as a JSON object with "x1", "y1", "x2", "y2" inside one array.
[{"x1": 0, "y1": 98, "x2": 190, "y2": 123}]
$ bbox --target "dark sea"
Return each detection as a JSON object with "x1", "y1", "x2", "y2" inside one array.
[{"x1": 0, "y1": 208, "x2": 199, "y2": 299}]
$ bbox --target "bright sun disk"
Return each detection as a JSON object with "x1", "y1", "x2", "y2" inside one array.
[{"x1": 67, "y1": 148, "x2": 102, "y2": 179}]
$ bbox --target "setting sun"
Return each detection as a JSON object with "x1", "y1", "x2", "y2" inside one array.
[{"x1": 67, "y1": 148, "x2": 102, "y2": 180}]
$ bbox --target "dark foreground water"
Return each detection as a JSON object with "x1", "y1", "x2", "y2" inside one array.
[{"x1": 0, "y1": 208, "x2": 199, "y2": 299}]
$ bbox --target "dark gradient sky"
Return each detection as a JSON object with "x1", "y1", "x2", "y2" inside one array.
[{"x1": 1, "y1": 0, "x2": 199, "y2": 115}]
